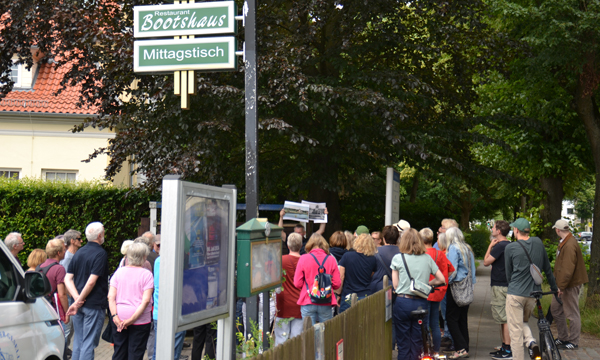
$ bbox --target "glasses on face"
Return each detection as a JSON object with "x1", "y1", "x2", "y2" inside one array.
[{"x1": 156, "y1": 244, "x2": 161, "y2": 248}]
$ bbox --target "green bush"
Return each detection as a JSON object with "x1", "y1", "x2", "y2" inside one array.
[
  {"x1": 465, "y1": 228, "x2": 490, "y2": 258},
  {"x1": 0, "y1": 177, "x2": 153, "y2": 271}
]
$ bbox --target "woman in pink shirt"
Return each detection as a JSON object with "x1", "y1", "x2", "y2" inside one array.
[
  {"x1": 293, "y1": 233, "x2": 341, "y2": 324},
  {"x1": 109, "y1": 242, "x2": 154, "y2": 360}
]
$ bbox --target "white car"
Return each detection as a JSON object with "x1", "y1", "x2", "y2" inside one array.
[{"x1": 0, "y1": 241, "x2": 65, "y2": 360}]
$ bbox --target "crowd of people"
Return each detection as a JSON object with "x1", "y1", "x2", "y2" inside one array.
[
  {"x1": 274, "y1": 212, "x2": 589, "y2": 360},
  {"x1": 2, "y1": 211, "x2": 589, "y2": 360},
  {"x1": 275, "y1": 211, "x2": 475, "y2": 359},
  {"x1": 2, "y1": 223, "x2": 212, "y2": 360}
]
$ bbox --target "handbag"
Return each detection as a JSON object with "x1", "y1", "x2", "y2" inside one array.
[
  {"x1": 400, "y1": 254, "x2": 432, "y2": 299},
  {"x1": 101, "y1": 308, "x2": 115, "y2": 344},
  {"x1": 516, "y1": 240, "x2": 544, "y2": 285},
  {"x1": 450, "y1": 251, "x2": 474, "y2": 307}
]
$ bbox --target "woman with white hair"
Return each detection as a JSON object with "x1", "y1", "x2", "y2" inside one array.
[
  {"x1": 444, "y1": 227, "x2": 476, "y2": 359},
  {"x1": 108, "y1": 242, "x2": 154, "y2": 360}
]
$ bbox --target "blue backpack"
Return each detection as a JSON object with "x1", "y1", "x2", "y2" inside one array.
[{"x1": 305, "y1": 254, "x2": 333, "y2": 304}]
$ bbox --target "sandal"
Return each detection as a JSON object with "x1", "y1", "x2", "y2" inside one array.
[{"x1": 448, "y1": 349, "x2": 469, "y2": 359}]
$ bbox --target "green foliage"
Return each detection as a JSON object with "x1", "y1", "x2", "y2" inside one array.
[
  {"x1": 0, "y1": 177, "x2": 152, "y2": 271},
  {"x1": 465, "y1": 229, "x2": 490, "y2": 258},
  {"x1": 516, "y1": 205, "x2": 549, "y2": 239},
  {"x1": 398, "y1": 201, "x2": 455, "y2": 236},
  {"x1": 236, "y1": 318, "x2": 273, "y2": 357}
]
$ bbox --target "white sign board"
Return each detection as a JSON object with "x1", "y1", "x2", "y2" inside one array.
[
  {"x1": 156, "y1": 176, "x2": 236, "y2": 360},
  {"x1": 385, "y1": 167, "x2": 400, "y2": 225}
]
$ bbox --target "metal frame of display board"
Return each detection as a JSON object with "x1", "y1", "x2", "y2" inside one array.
[{"x1": 156, "y1": 175, "x2": 236, "y2": 360}]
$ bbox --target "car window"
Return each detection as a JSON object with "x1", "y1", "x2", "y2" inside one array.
[{"x1": 0, "y1": 250, "x2": 18, "y2": 301}]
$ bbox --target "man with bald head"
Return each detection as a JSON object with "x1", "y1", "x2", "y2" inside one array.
[
  {"x1": 141, "y1": 231, "x2": 159, "y2": 270},
  {"x1": 39, "y1": 238, "x2": 70, "y2": 345}
]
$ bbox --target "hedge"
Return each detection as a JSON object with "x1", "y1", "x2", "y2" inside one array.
[{"x1": 0, "y1": 177, "x2": 153, "y2": 271}]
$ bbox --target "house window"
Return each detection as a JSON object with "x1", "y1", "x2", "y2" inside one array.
[
  {"x1": 0, "y1": 170, "x2": 20, "y2": 179},
  {"x1": 9, "y1": 63, "x2": 21, "y2": 87},
  {"x1": 567, "y1": 208, "x2": 574, "y2": 215},
  {"x1": 45, "y1": 170, "x2": 77, "y2": 182}
]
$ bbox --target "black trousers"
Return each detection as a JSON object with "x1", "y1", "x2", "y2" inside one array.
[
  {"x1": 446, "y1": 289, "x2": 470, "y2": 352},
  {"x1": 192, "y1": 324, "x2": 217, "y2": 360},
  {"x1": 112, "y1": 322, "x2": 151, "y2": 360}
]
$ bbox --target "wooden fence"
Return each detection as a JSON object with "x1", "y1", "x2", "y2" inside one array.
[{"x1": 253, "y1": 280, "x2": 393, "y2": 360}]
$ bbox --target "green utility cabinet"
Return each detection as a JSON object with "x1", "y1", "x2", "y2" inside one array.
[{"x1": 236, "y1": 218, "x2": 283, "y2": 297}]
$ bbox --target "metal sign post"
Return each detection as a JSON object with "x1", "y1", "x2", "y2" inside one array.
[{"x1": 385, "y1": 167, "x2": 400, "y2": 225}]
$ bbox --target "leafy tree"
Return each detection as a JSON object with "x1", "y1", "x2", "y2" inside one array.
[
  {"x1": 488, "y1": 0, "x2": 600, "y2": 305},
  {"x1": 0, "y1": 0, "x2": 511, "y2": 235}
]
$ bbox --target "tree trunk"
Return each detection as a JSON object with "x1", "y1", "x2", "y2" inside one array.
[
  {"x1": 539, "y1": 177, "x2": 564, "y2": 242},
  {"x1": 409, "y1": 172, "x2": 419, "y2": 203},
  {"x1": 520, "y1": 195, "x2": 527, "y2": 213},
  {"x1": 574, "y1": 77, "x2": 600, "y2": 308}
]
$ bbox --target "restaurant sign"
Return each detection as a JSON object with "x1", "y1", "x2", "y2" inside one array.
[
  {"x1": 134, "y1": 37, "x2": 237, "y2": 73},
  {"x1": 134, "y1": 1, "x2": 236, "y2": 38}
]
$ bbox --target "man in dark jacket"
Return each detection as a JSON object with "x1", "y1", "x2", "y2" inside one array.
[{"x1": 550, "y1": 219, "x2": 589, "y2": 350}]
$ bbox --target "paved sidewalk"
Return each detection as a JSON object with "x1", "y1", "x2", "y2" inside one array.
[{"x1": 450, "y1": 264, "x2": 600, "y2": 360}]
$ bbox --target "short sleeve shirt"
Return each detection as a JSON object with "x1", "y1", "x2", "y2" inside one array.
[
  {"x1": 390, "y1": 253, "x2": 438, "y2": 295},
  {"x1": 39, "y1": 259, "x2": 66, "y2": 303},
  {"x1": 276, "y1": 255, "x2": 302, "y2": 318},
  {"x1": 110, "y1": 266, "x2": 154, "y2": 325},
  {"x1": 339, "y1": 251, "x2": 377, "y2": 297},
  {"x1": 490, "y1": 240, "x2": 510, "y2": 287},
  {"x1": 370, "y1": 245, "x2": 400, "y2": 293},
  {"x1": 67, "y1": 242, "x2": 109, "y2": 309}
]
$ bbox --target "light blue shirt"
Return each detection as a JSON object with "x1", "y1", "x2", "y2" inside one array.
[
  {"x1": 446, "y1": 244, "x2": 476, "y2": 284},
  {"x1": 60, "y1": 249, "x2": 75, "y2": 272},
  {"x1": 153, "y1": 256, "x2": 160, "y2": 320}
]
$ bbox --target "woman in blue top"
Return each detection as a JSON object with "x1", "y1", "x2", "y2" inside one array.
[
  {"x1": 445, "y1": 227, "x2": 477, "y2": 359},
  {"x1": 391, "y1": 228, "x2": 446, "y2": 360}
]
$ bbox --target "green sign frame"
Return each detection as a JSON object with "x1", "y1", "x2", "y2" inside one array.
[
  {"x1": 133, "y1": 1, "x2": 236, "y2": 38},
  {"x1": 134, "y1": 37, "x2": 237, "y2": 73}
]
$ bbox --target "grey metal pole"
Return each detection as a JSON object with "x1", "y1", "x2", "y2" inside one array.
[{"x1": 244, "y1": 0, "x2": 262, "y2": 352}]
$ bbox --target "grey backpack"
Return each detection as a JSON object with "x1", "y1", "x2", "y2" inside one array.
[{"x1": 516, "y1": 241, "x2": 543, "y2": 285}]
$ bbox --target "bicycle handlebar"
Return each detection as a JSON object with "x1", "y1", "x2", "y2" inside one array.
[{"x1": 530, "y1": 291, "x2": 563, "y2": 306}]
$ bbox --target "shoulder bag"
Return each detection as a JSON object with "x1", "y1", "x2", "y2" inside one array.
[
  {"x1": 516, "y1": 240, "x2": 543, "y2": 285},
  {"x1": 400, "y1": 254, "x2": 432, "y2": 299},
  {"x1": 450, "y1": 251, "x2": 474, "y2": 307}
]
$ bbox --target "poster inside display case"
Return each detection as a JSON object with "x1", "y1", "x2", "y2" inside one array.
[
  {"x1": 250, "y1": 241, "x2": 282, "y2": 293},
  {"x1": 182, "y1": 196, "x2": 230, "y2": 316}
]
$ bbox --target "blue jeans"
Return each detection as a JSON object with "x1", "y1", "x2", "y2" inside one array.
[
  {"x1": 441, "y1": 294, "x2": 452, "y2": 341},
  {"x1": 300, "y1": 304, "x2": 333, "y2": 325},
  {"x1": 428, "y1": 301, "x2": 441, "y2": 352},
  {"x1": 394, "y1": 297, "x2": 428, "y2": 360},
  {"x1": 71, "y1": 306, "x2": 105, "y2": 360},
  {"x1": 152, "y1": 319, "x2": 186, "y2": 360},
  {"x1": 339, "y1": 293, "x2": 368, "y2": 313}
]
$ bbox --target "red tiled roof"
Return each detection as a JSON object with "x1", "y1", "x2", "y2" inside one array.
[{"x1": 0, "y1": 62, "x2": 97, "y2": 115}]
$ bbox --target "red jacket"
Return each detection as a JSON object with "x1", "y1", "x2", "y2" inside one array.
[
  {"x1": 293, "y1": 248, "x2": 342, "y2": 306},
  {"x1": 426, "y1": 248, "x2": 454, "y2": 302}
]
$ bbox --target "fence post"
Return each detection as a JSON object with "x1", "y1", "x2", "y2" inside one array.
[
  {"x1": 350, "y1": 293, "x2": 358, "y2": 307},
  {"x1": 301, "y1": 316, "x2": 313, "y2": 360},
  {"x1": 383, "y1": 275, "x2": 389, "y2": 289}
]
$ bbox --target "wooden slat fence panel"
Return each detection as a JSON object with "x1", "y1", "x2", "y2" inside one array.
[{"x1": 248, "y1": 285, "x2": 392, "y2": 360}]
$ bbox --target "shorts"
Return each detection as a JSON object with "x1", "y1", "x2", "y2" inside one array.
[{"x1": 491, "y1": 286, "x2": 508, "y2": 324}]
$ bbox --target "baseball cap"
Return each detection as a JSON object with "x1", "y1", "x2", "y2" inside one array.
[
  {"x1": 552, "y1": 219, "x2": 569, "y2": 231},
  {"x1": 509, "y1": 218, "x2": 530, "y2": 232},
  {"x1": 355, "y1": 225, "x2": 369, "y2": 235}
]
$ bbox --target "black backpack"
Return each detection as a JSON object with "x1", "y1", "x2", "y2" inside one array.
[
  {"x1": 36, "y1": 262, "x2": 59, "y2": 305},
  {"x1": 304, "y1": 254, "x2": 333, "y2": 304}
]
